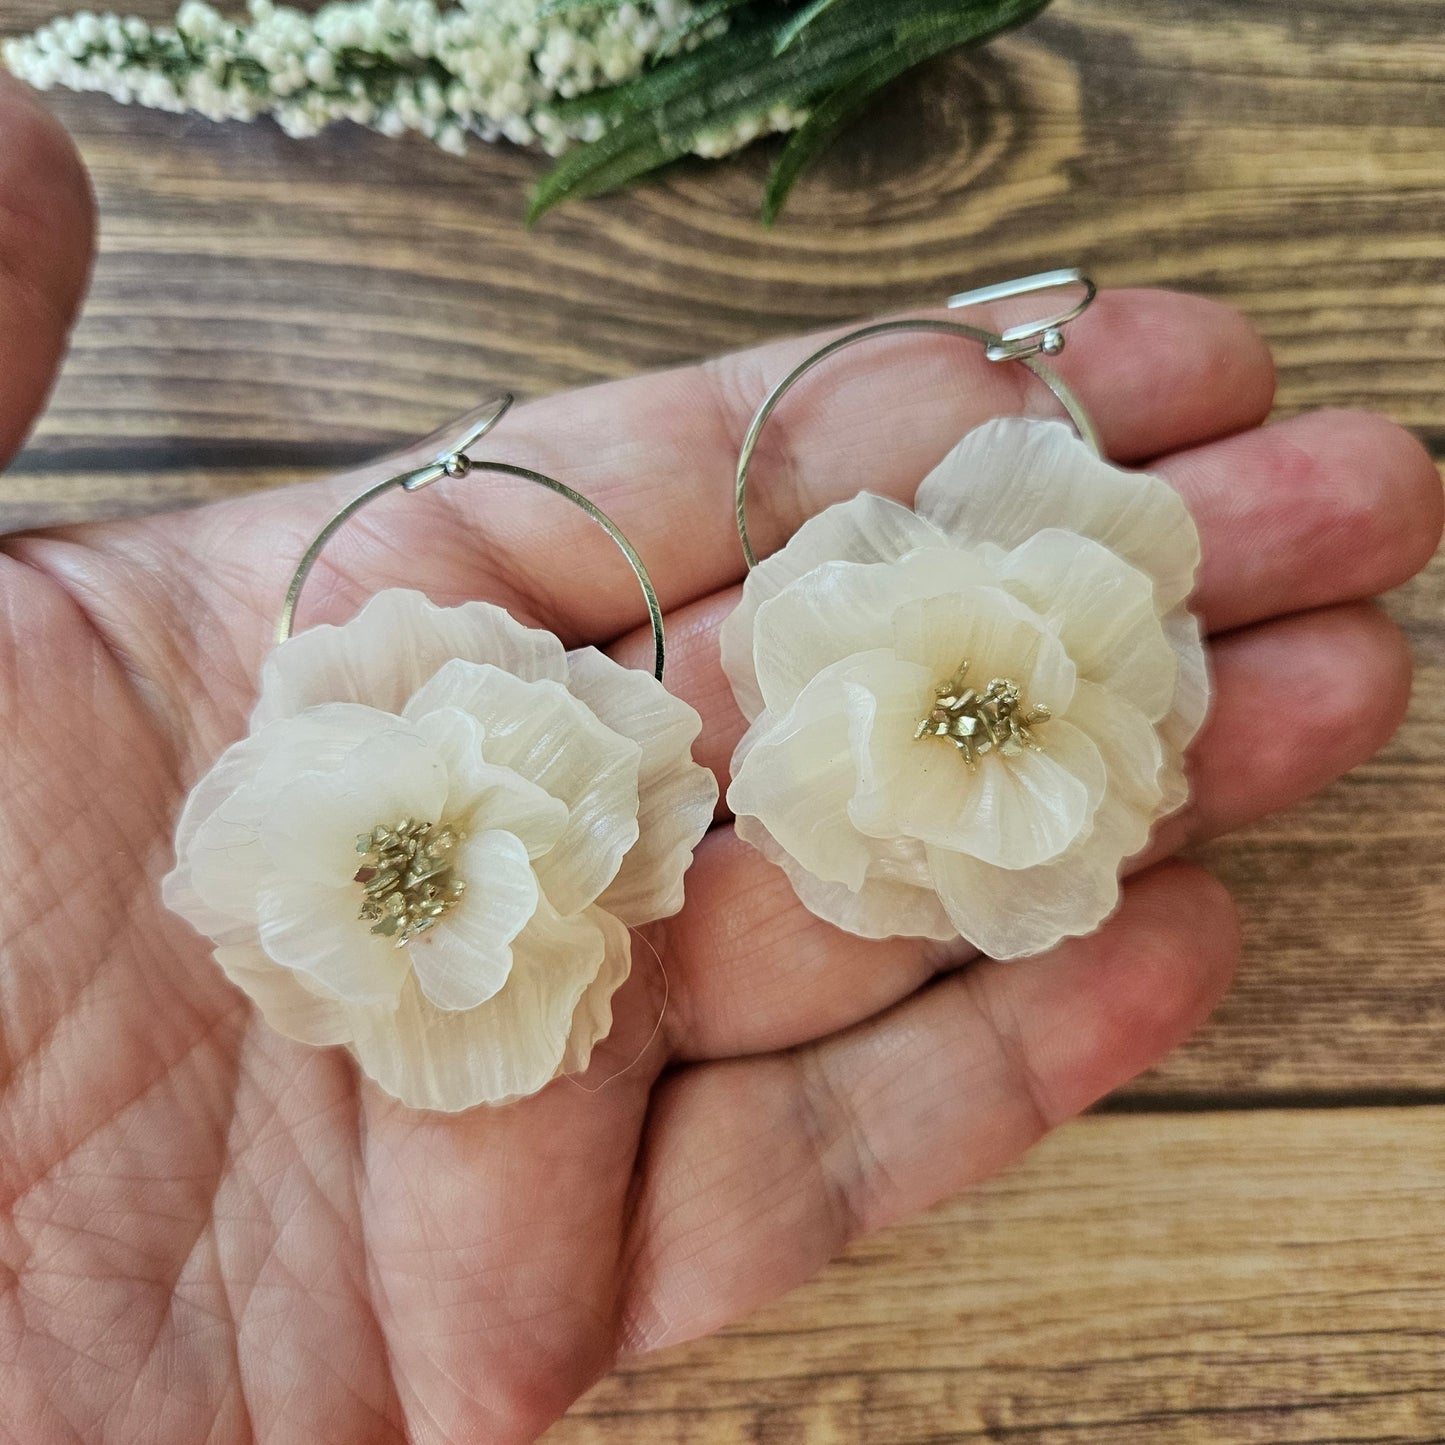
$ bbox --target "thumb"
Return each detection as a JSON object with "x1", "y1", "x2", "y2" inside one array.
[{"x1": 0, "y1": 74, "x2": 95, "y2": 471}]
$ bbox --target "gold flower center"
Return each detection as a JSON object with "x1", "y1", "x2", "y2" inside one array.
[
  {"x1": 354, "y1": 818, "x2": 466, "y2": 946},
  {"x1": 913, "y1": 660, "x2": 1052, "y2": 769}
]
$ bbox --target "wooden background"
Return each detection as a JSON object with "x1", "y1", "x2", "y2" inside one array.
[{"x1": 4, "y1": 0, "x2": 1443, "y2": 1437}]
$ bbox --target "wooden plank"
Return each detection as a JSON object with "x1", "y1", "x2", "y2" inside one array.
[
  {"x1": 1136, "y1": 540, "x2": 1445, "y2": 1099},
  {"x1": 2, "y1": 0, "x2": 1442, "y2": 490},
  {"x1": 0, "y1": 464, "x2": 319, "y2": 530},
  {"x1": 548, "y1": 1108, "x2": 1445, "y2": 1444}
]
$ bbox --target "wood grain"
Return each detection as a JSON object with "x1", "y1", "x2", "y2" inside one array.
[
  {"x1": 1137, "y1": 542, "x2": 1445, "y2": 1101},
  {"x1": 5, "y1": 0, "x2": 1444, "y2": 483},
  {"x1": 548, "y1": 1108, "x2": 1445, "y2": 1444},
  {"x1": 0, "y1": 5, "x2": 1442, "y2": 1437}
]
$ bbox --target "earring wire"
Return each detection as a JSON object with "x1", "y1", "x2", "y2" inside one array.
[
  {"x1": 734, "y1": 269, "x2": 1101, "y2": 570},
  {"x1": 277, "y1": 393, "x2": 667, "y2": 681}
]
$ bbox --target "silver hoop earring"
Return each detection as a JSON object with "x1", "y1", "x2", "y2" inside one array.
[
  {"x1": 164, "y1": 396, "x2": 717, "y2": 1111},
  {"x1": 722, "y1": 271, "x2": 1209, "y2": 957}
]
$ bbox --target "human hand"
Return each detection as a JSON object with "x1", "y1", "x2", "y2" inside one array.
[{"x1": 1, "y1": 78, "x2": 1440, "y2": 1444}]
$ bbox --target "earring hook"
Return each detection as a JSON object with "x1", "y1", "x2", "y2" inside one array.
[
  {"x1": 946, "y1": 267, "x2": 1097, "y2": 362},
  {"x1": 733, "y1": 270, "x2": 1101, "y2": 570},
  {"x1": 277, "y1": 394, "x2": 667, "y2": 682}
]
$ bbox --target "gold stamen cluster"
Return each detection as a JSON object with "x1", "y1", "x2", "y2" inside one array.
[
  {"x1": 354, "y1": 818, "x2": 465, "y2": 946},
  {"x1": 914, "y1": 660, "x2": 1051, "y2": 768}
]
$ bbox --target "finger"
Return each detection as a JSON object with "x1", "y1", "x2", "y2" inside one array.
[
  {"x1": 605, "y1": 406, "x2": 1440, "y2": 759},
  {"x1": 357, "y1": 968, "x2": 659, "y2": 1442},
  {"x1": 86, "y1": 288, "x2": 1274, "y2": 647},
  {"x1": 0, "y1": 75, "x2": 95, "y2": 470},
  {"x1": 1151, "y1": 599, "x2": 1413, "y2": 857},
  {"x1": 1154, "y1": 409, "x2": 1443, "y2": 633},
  {"x1": 622, "y1": 861, "x2": 1238, "y2": 1353},
  {"x1": 394, "y1": 288, "x2": 1273, "y2": 631},
  {"x1": 610, "y1": 555, "x2": 1415, "y2": 811},
  {"x1": 657, "y1": 600, "x2": 1408, "y2": 1062}
]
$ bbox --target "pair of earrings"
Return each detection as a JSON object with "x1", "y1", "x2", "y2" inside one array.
[{"x1": 164, "y1": 271, "x2": 1209, "y2": 1112}]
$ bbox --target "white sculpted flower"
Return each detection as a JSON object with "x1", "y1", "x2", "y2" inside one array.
[
  {"x1": 164, "y1": 589, "x2": 717, "y2": 1110},
  {"x1": 721, "y1": 417, "x2": 1209, "y2": 958}
]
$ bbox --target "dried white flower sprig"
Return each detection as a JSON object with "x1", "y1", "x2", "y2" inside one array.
[
  {"x1": 722, "y1": 418, "x2": 1209, "y2": 957},
  {"x1": 4, "y1": 0, "x2": 1056, "y2": 221},
  {"x1": 2, "y1": 0, "x2": 718, "y2": 154},
  {"x1": 164, "y1": 589, "x2": 717, "y2": 1111}
]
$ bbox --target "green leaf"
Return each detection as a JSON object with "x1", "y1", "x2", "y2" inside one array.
[
  {"x1": 656, "y1": 0, "x2": 755, "y2": 59},
  {"x1": 543, "y1": 9, "x2": 765, "y2": 127},
  {"x1": 764, "y1": 0, "x2": 1052, "y2": 221},
  {"x1": 760, "y1": 64, "x2": 891, "y2": 224},
  {"x1": 531, "y1": 0, "x2": 1055, "y2": 223},
  {"x1": 534, "y1": 0, "x2": 630, "y2": 17},
  {"x1": 772, "y1": 0, "x2": 846, "y2": 56},
  {"x1": 530, "y1": 10, "x2": 867, "y2": 219}
]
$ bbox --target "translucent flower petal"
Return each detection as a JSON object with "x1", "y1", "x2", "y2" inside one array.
[
  {"x1": 164, "y1": 736, "x2": 277, "y2": 940},
  {"x1": 257, "y1": 876, "x2": 409, "y2": 1006},
  {"x1": 728, "y1": 670, "x2": 872, "y2": 891},
  {"x1": 926, "y1": 836, "x2": 1123, "y2": 959},
  {"x1": 1153, "y1": 611, "x2": 1210, "y2": 817},
  {"x1": 406, "y1": 829, "x2": 537, "y2": 1012},
  {"x1": 559, "y1": 905, "x2": 635, "y2": 1078},
  {"x1": 346, "y1": 892, "x2": 610, "y2": 1111},
  {"x1": 722, "y1": 492, "x2": 947, "y2": 719},
  {"x1": 854, "y1": 703, "x2": 1104, "y2": 870},
  {"x1": 167, "y1": 705, "x2": 429, "y2": 936},
  {"x1": 254, "y1": 589, "x2": 568, "y2": 726},
  {"x1": 565, "y1": 647, "x2": 716, "y2": 926},
  {"x1": 1066, "y1": 679, "x2": 1166, "y2": 854},
  {"x1": 250, "y1": 704, "x2": 407, "y2": 792},
  {"x1": 213, "y1": 944, "x2": 352, "y2": 1047},
  {"x1": 927, "y1": 682, "x2": 1165, "y2": 958},
  {"x1": 916, "y1": 419, "x2": 1201, "y2": 612},
  {"x1": 260, "y1": 724, "x2": 448, "y2": 889},
  {"x1": 403, "y1": 661, "x2": 642, "y2": 914},
  {"x1": 735, "y1": 814, "x2": 955, "y2": 941},
  {"x1": 995, "y1": 529, "x2": 1178, "y2": 722},
  {"x1": 749, "y1": 549, "x2": 999, "y2": 718},
  {"x1": 411, "y1": 707, "x2": 568, "y2": 856},
  {"x1": 1162, "y1": 608, "x2": 1211, "y2": 755},
  {"x1": 837, "y1": 649, "x2": 938, "y2": 821},
  {"x1": 890, "y1": 586, "x2": 1078, "y2": 717}
]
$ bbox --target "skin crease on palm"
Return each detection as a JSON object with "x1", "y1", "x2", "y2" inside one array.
[{"x1": 0, "y1": 77, "x2": 1441, "y2": 1445}]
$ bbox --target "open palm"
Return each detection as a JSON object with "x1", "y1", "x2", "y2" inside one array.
[{"x1": 2, "y1": 81, "x2": 1441, "y2": 1444}]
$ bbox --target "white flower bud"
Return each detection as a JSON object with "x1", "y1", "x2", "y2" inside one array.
[
  {"x1": 176, "y1": 1, "x2": 219, "y2": 41},
  {"x1": 303, "y1": 49, "x2": 336, "y2": 86},
  {"x1": 137, "y1": 72, "x2": 177, "y2": 106},
  {"x1": 2, "y1": 0, "x2": 740, "y2": 164}
]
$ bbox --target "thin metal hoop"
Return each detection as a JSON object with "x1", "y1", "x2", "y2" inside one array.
[
  {"x1": 735, "y1": 271, "x2": 1101, "y2": 569},
  {"x1": 277, "y1": 394, "x2": 667, "y2": 681}
]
